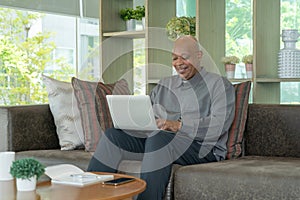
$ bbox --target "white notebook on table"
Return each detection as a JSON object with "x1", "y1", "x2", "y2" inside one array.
[{"x1": 45, "y1": 164, "x2": 114, "y2": 187}]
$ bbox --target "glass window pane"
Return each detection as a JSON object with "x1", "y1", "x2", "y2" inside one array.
[
  {"x1": 78, "y1": 18, "x2": 100, "y2": 81},
  {"x1": 280, "y1": 0, "x2": 300, "y2": 104},
  {"x1": 225, "y1": 0, "x2": 253, "y2": 79},
  {"x1": 133, "y1": 0, "x2": 146, "y2": 95},
  {"x1": 0, "y1": 6, "x2": 99, "y2": 105},
  {"x1": 280, "y1": 82, "x2": 300, "y2": 104},
  {"x1": 281, "y1": 0, "x2": 300, "y2": 49},
  {"x1": 177, "y1": 0, "x2": 196, "y2": 17},
  {"x1": 133, "y1": 39, "x2": 146, "y2": 95}
]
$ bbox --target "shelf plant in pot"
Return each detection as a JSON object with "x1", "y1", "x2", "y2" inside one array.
[
  {"x1": 120, "y1": 6, "x2": 145, "y2": 31},
  {"x1": 10, "y1": 158, "x2": 45, "y2": 191},
  {"x1": 221, "y1": 55, "x2": 240, "y2": 79},
  {"x1": 242, "y1": 54, "x2": 253, "y2": 78},
  {"x1": 166, "y1": 16, "x2": 196, "y2": 41},
  {"x1": 120, "y1": 7, "x2": 136, "y2": 31},
  {"x1": 134, "y1": 5, "x2": 145, "y2": 29}
]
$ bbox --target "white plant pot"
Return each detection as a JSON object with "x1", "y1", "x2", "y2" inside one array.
[
  {"x1": 126, "y1": 19, "x2": 136, "y2": 31},
  {"x1": 142, "y1": 17, "x2": 146, "y2": 29},
  {"x1": 16, "y1": 176, "x2": 37, "y2": 191}
]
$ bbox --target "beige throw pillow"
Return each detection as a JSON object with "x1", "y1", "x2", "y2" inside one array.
[{"x1": 42, "y1": 74, "x2": 84, "y2": 150}]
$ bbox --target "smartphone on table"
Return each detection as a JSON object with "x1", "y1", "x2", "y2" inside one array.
[{"x1": 102, "y1": 177, "x2": 135, "y2": 186}]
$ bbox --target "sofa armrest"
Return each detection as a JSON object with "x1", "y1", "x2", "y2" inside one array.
[{"x1": 0, "y1": 104, "x2": 60, "y2": 152}]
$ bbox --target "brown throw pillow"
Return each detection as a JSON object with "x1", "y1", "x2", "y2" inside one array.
[
  {"x1": 72, "y1": 77, "x2": 131, "y2": 151},
  {"x1": 226, "y1": 81, "x2": 251, "y2": 159}
]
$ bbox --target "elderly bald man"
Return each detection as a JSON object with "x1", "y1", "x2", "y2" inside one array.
[{"x1": 88, "y1": 35, "x2": 235, "y2": 200}]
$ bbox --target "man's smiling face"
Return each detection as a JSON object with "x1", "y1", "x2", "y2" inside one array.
[{"x1": 172, "y1": 36, "x2": 202, "y2": 80}]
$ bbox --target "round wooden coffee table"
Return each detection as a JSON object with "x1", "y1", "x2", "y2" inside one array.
[{"x1": 36, "y1": 172, "x2": 146, "y2": 200}]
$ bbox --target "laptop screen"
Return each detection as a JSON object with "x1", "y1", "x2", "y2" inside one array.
[{"x1": 106, "y1": 95, "x2": 158, "y2": 131}]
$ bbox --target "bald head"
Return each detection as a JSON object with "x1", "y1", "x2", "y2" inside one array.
[
  {"x1": 172, "y1": 35, "x2": 203, "y2": 71},
  {"x1": 174, "y1": 35, "x2": 202, "y2": 52},
  {"x1": 172, "y1": 35, "x2": 203, "y2": 80}
]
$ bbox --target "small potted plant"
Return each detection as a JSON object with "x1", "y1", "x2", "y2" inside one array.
[
  {"x1": 120, "y1": 6, "x2": 145, "y2": 31},
  {"x1": 242, "y1": 54, "x2": 253, "y2": 64},
  {"x1": 242, "y1": 54, "x2": 253, "y2": 78},
  {"x1": 221, "y1": 56, "x2": 240, "y2": 79},
  {"x1": 10, "y1": 158, "x2": 45, "y2": 191},
  {"x1": 134, "y1": 6, "x2": 145, "y2": 20},
  {"x1": 120, "y1": 7, "x2": 136, "y2": 31},
  {"x1": 120, "y1": 7, "x2": 135, "y2": 21},
  {"x1": 166, "y1": 16, "x2": 196, "y2": 41},
  {"x1": 221, "y1": 55, "x2": 240, "y2": 65},
  {"x1": 134, "y1": 5, "x2": 145, "y2": 29}
]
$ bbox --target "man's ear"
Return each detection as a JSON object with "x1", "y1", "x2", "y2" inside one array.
[{"x1": 197, "y1": 51, "x2": 203, "y2": 59}]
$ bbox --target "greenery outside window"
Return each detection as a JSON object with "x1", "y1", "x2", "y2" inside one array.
[
  {"x1": 226, "y1": 0, "x2": 253, "y2": 79},
  {"x1": 0, "y1": 7, "x2": 99, "y2": 105}
]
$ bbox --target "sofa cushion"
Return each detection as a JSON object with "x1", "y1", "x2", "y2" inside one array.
[
  {"x1": 16, "y1": 150, "x2": 92, "y2": 171},
  {"x1": 244, "y1": 104, "x2": 300, "y2": 157},
  {"x1": 72, "y1": 78, "x2": 131, "y2": 151},
  {"x1": 174, "y1": 156, "x2": 300, "y2": 200},
  {"x1": 42, "y1": 75, "x2": 84, "y2": 150},
  {"x1": 226, "y1": 81, "x2": 251, "y2": 159}
]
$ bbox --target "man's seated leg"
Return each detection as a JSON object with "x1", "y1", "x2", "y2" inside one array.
[
  {"x1": 87, "y1": 128, "x2": 145, "y2": 172},
  {"x1": 137, "y1": 131, "x2": 217, "y2": 200}
]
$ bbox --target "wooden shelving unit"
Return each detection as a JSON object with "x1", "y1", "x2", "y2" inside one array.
[
  {"x1": 198, "y1": 0, "x2": 299, "y2": 104},
  {"x1": 99, "y1": 0, "x2": 299, "y2": 103},
  {"x1": 99, "y1": 0, "x2": 175, "y2": 93}
]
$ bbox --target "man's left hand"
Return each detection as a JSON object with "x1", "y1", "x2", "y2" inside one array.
[{"x1": 156, "y1": 119, "x2": 181, "y2": 133}]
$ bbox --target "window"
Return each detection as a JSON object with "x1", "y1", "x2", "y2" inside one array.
[
  {"x1": 0, "y1": 7, "x2": 99, "y2": 105},
  {"x1": 226, "y1": 0, "x2": 253, "y2": 79},
  {"x1": 177, "y1": 0, "x2": 196, "y2": 17},
  {"x1": 133, "y1": 0, "x2": 146, "y2": 94},
  {"x1": 133, "y1": 39, "x2": 146, "y2": 95},
  {"x1": 280, "y1": 0, "x2": 300, "y2": 104}
]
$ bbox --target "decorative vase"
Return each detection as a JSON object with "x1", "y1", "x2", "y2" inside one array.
[
  {"x1": 126, "y1": 19, "x2": 136, "y2": 31},
  {"x1": 225, "y1": 64, "x2": 236, "y2": 79},
  {"x1": 245, "y1": 63, "x2": 253, "y2": 78},
  {"x1": 278, "y1": 29, "x2": 300, "y2": 78},
  {"x1": 16, "y1": 176, "x2": 37, "y2": 191}
]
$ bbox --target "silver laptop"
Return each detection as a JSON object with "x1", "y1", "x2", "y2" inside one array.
[{"x1": 106, "y1": 95, "x2": 158, "y2": 131}]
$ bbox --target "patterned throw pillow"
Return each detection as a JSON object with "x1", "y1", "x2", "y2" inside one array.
[
  {"x1": 42, "y1": 75, "x2": 84, "y2": 150},
  {"x1": 226, "y1": 81, "x2": 251, "y2": 159},
  {"x1": 72, "y1": 77, "x2": 131, "y2": 152}
]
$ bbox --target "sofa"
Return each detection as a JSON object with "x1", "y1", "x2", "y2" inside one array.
[{"x1": 0, "y1": 103, "x2": 299, "y2": 199}]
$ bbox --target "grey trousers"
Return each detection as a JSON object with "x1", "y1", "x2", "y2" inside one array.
[{"x1": 87, "y1": 128, "x2": 217, "y2": 200}]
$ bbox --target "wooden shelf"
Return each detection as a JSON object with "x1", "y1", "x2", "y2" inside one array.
[
  {"x1": 255, "y1": 78, "x2": 300, "y2": 83},
  {"x1": 228, "y1": 78, "x2": 252, "y2": 82},
  {"x1": 100, "y1": 0, "x2": 175, "y2": 94},
  {"x1": 103, "y1": 30, "x2": 145, "y2": 38},
  {"x1": 147, "y1": 79, "x2": 160, "y2": 84}
]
